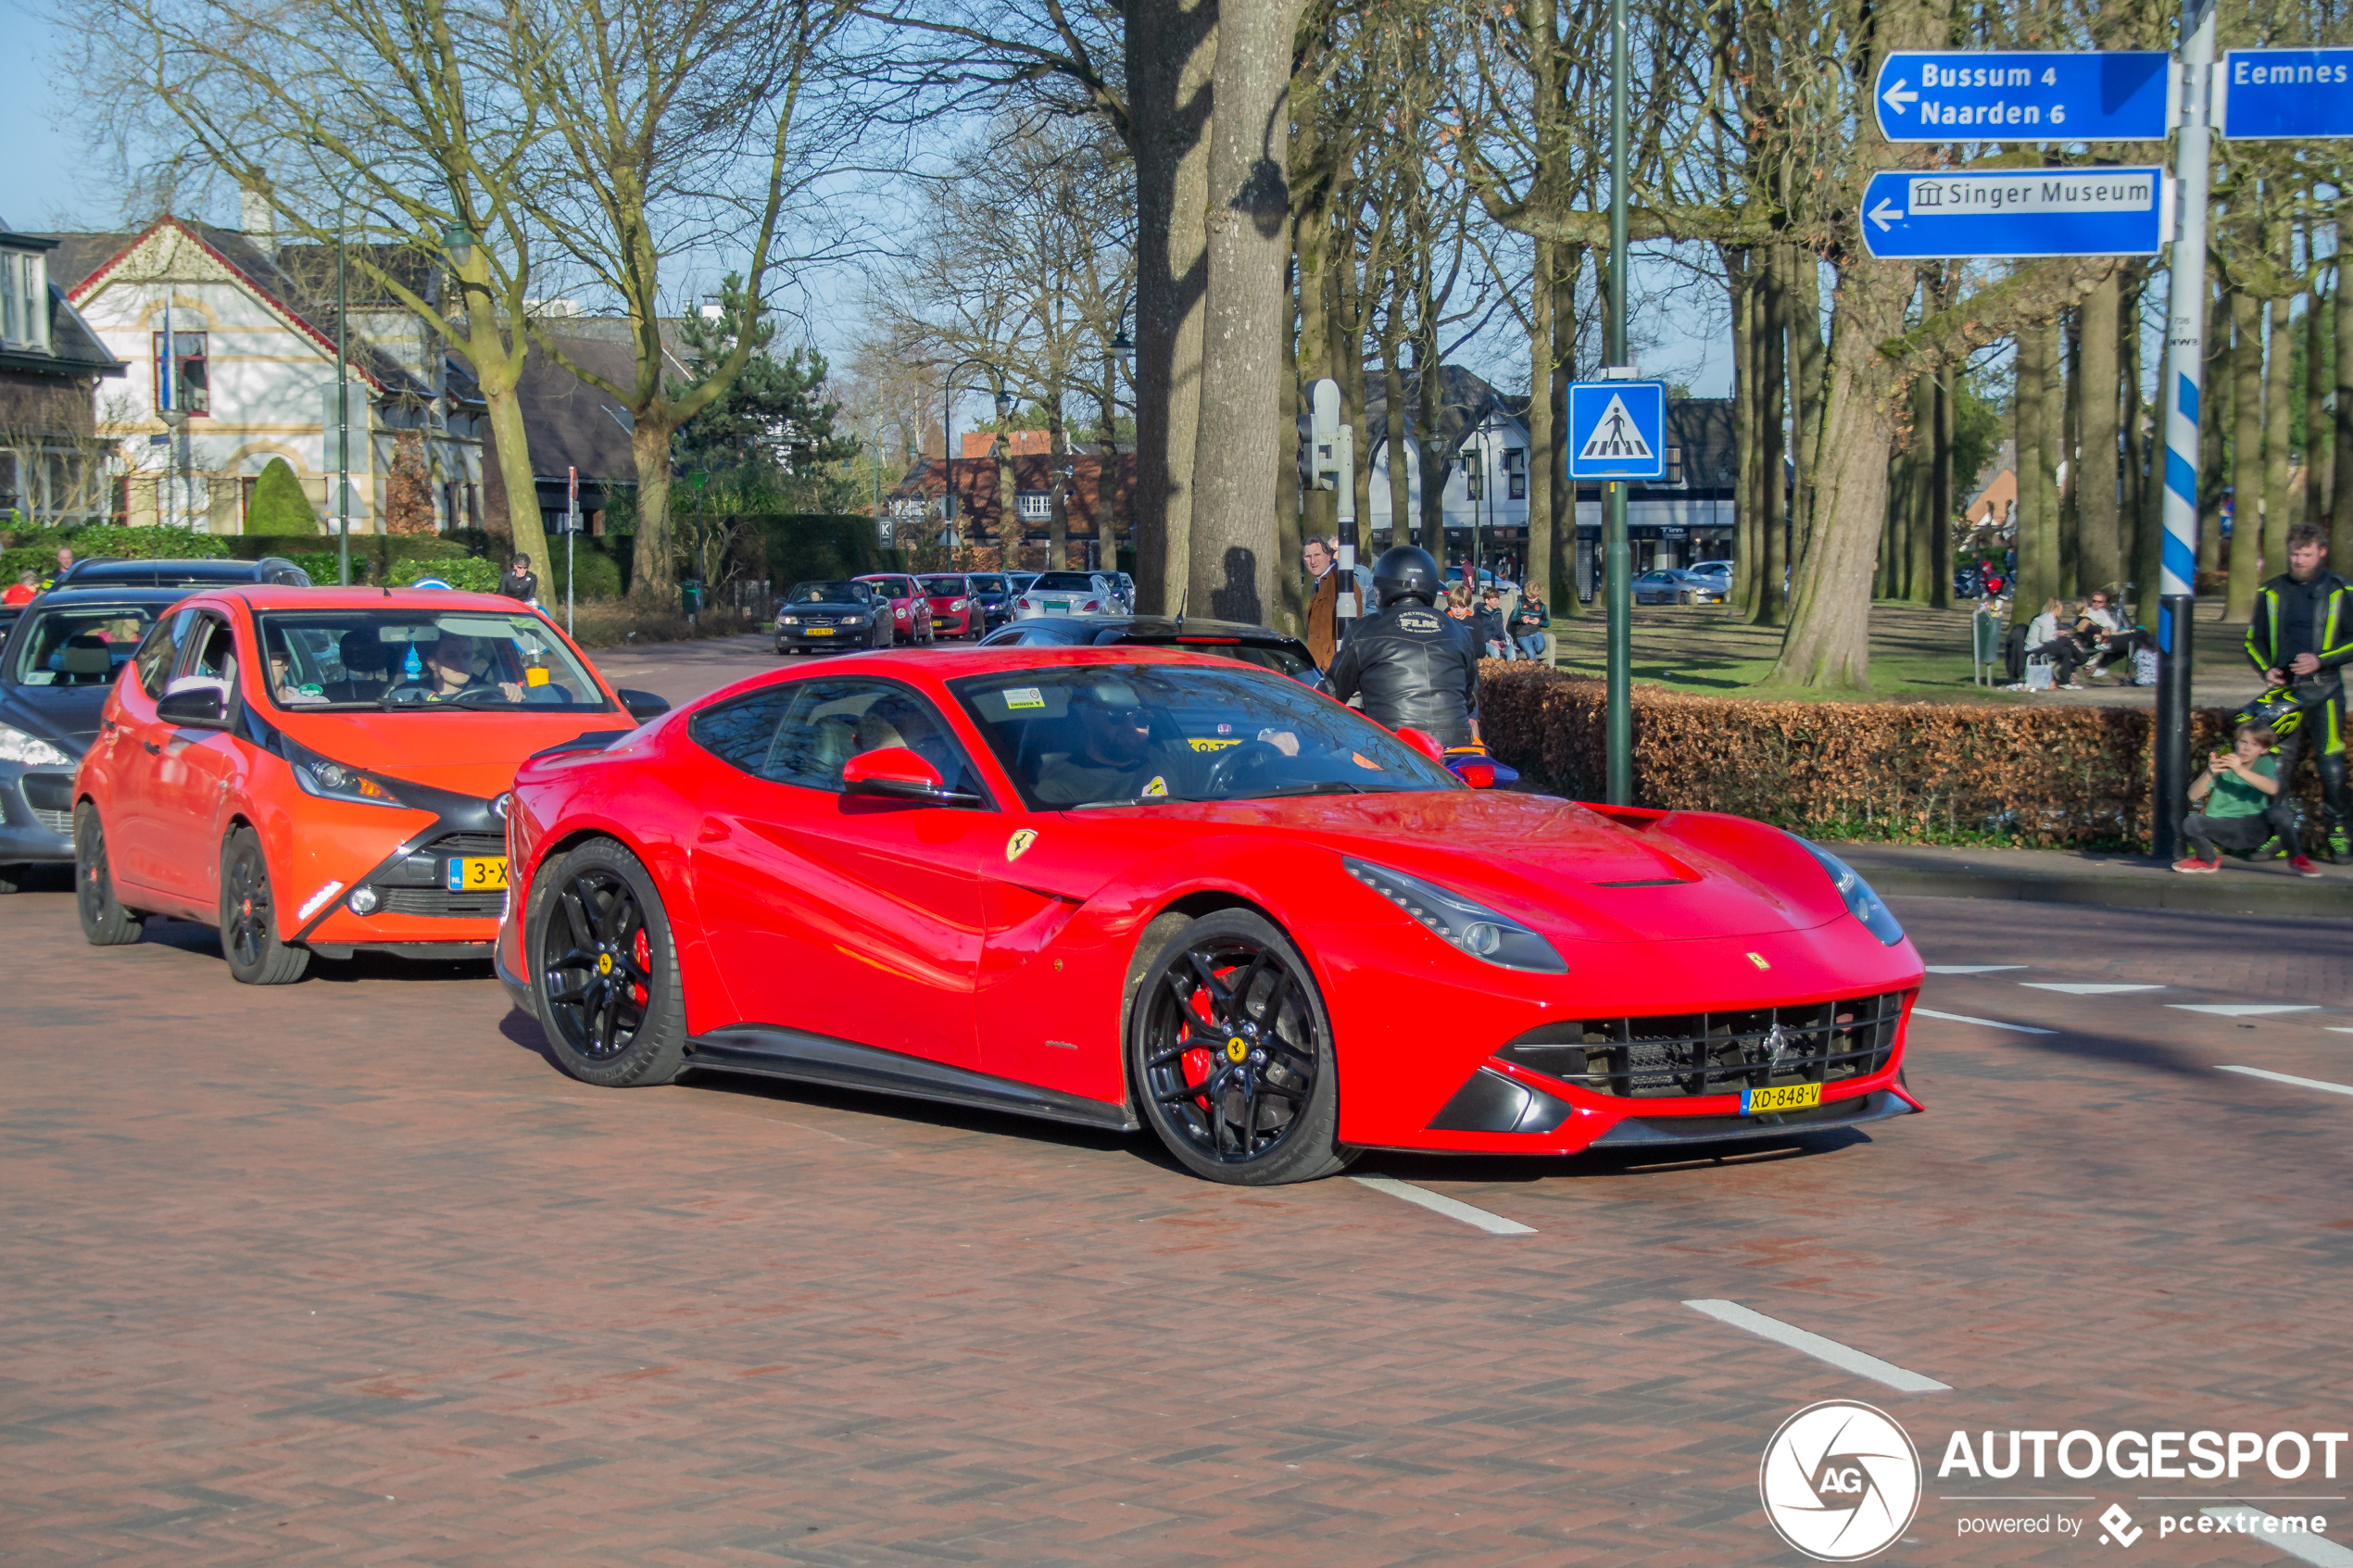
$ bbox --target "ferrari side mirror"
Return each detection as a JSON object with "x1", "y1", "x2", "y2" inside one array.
[
  {"x1": 842, "y1": 746, "x2": 983, "y2": 807},
  {"x1": 618, "y1": 687, "x2": 671, "y2": 722},
  {"x1": 1393, "y1": 726, "x2": 1445, "y2": 764}
]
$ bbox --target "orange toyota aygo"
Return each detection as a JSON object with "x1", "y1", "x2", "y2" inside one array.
[{"x1": 73, "y1": 586, "x2": 664, "y2": 984}]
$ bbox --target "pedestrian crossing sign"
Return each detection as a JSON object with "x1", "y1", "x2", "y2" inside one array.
[{"x1": 1567, "y1": 381, "x2": 1667, "y2": 480}]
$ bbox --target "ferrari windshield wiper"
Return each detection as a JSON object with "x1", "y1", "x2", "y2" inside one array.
[
  {"x1": 1232, "y1": 780, "x2": 1370, "y2": 799},
  {"x1": 1070, "y1": 792, "x2": 1203, "y2": 809}
]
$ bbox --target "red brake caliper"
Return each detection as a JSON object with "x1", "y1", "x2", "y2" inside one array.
[
  {"x1": 631, "y1": 926, "x2": 650, "y2": 1006},
  {"x1": 1179, "y1": 975, "x2": 1227, "y2": 1108}
]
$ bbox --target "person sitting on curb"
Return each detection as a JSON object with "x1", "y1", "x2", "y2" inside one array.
[
  {"x1": 2020, "y1": 596, "x2": 2087, "y2": 689},
  {"x1": 2174, "y1": 721, "x2": 2300, "y2": 874}
]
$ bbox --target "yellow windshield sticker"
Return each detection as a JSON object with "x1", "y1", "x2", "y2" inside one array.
[
  {"x1": 1188, "y1": 737, "x2": 1242, "y2": 752},
  {"x1": 1143, "y1": 775, "x2": 1168, "y2": 797},
  {"x1": 524, "y1": 666, "x2": 550, "y2": 686},
  {"x1": 1005, "y1": 686, "x2": 1045, "y2": 709}
]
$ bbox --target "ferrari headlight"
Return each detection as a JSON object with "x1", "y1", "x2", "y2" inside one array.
[
  {"x1": 285, "y1": 737, "x2": 408, "y2": 809},
  {"x1": 1798, "y1": 838, "x2": 1905, "y2": 947},
  {"x1": 1344, "y1": 857, "x2": 1567, "y2": 973},
  {"x1": 0, "y1": 723, "x2": 72, "y2": 768}
]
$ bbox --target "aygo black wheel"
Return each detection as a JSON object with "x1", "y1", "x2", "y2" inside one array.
[
  {"x1": 75, "y1": 802, "x2": 143, "y2": 946},
  {"x1": 220, "y1": 826, "x2": 310, "y2": 985},
  {"x1": 530, "y1": 837, "x2": 686, "y2": 1087},
  {"x1": 1128, "y1": 909, "x2": 1352, "y2": 1185}
]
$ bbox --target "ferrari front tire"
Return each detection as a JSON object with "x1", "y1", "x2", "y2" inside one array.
[
  {"x1": 220, "y1": 826, "x2": 310, "y2": 985},
  {"x1": 1128, "y1": 909, "x2": 1352, "y2": 1185},
  {"x1": 75, "y1": 803, "x2": 143, "y2": 946},
  {"x1": 529, "y1": 837, "x2": 686, "y2": 1087}
]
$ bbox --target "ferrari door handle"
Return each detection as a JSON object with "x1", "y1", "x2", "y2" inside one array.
[
  {"x1": 143, "y1": 739, "x2": 160, "y2": 755},
  {"x1": 697, "y1": 819, "x2": 731, "y2": 843}
]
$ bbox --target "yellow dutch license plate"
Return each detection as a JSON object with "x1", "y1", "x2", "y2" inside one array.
[
  {"x1": 1742, "y1": 1082, "x2": 1821, "y2": 1115},
  {"x1": 446, "y1": 856, "x2": 509, "y2": 893},
  {"x1": 805, "y1": 626, "x2": 833, "y2": 635}
]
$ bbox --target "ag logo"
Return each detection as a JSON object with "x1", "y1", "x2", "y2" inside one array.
[
  {"x1": 1759, "y1": 1400, "x2": 1921, "y2": 1562},
  {"x1": 1005, "y1": 829, "x2": 1038, "y2": 862}
]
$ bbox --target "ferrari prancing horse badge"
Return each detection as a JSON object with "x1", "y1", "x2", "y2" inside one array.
[{"x1": 1006, "y1": 829, "x2": 1038, "y2": 862}]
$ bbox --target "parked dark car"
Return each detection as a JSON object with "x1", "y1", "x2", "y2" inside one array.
[
  {"x1": 964, "y1": 571, "x2": 1016, "y2": 630},
  {"x1": 0, "y1": 587, "x2": 198, "y2": 892},
  {"x1": 978, "y1": 614, "x2": 1324, "y2": 688},
  {"x1": 56, "y1": 557, "x2": 312, "y2": 590},
  {"x1": 774, "y1": 580, "x2": 889, "y2": 653}
]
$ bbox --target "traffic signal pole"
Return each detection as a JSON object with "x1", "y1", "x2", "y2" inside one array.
[
  {"x1": 2152, "y1": 0, "x2": 2216, "y2": 861},
  {"x1": 1604, "y1": 0, "x2": 1633, "y2": 806}
]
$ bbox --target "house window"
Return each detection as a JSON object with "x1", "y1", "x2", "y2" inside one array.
[
  {"x1": 151, "y1": 330, "x2": 210, "y2": 417},
  {"x1": 1460, "y1": 452, "x2": 1481, "y2": 501},
  {"x1": 1503, "y1": 447, "x2": 1527, "y2": 500},
  {"x1": 1666, "y1": 444, "x2": 1685, "y2": 486},
  {"x1": 1, "y1": 252, "x2": 44, "y2": 349},
  {"x1": 1015, "y1": 490, "x2": 1052, "y2": 521}
]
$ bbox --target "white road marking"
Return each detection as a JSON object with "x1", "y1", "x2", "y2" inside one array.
[
  {"x1": 1925, "y1": 964, "x2": 2031, "y2": 974},
  {"x1": 2171, "y1": 1004, "x2": 2322, "y2": 1017},
  {"x1": 1913, "y1": 1007, "x2": 2057, "y2": 1035},
  {"x1": 2020, "y1": 982, "x2": 2167, "y2": 995},
  {"x1": 2198, "y1": 1507, "x2": 2353, "y2": 1566},
  {"x1": 1682, "y1": 1299, "x2": 1951, "y2": 1393},
  {"x1": 2330, "y1": 1028, "x2": 2353, "y2": 1035},
  {"x1": 1351, "y1": 1177, "x2": 1534, "y2": 1236},
  {"x1": 2217, "y1": 1066, "x2": 2353, "y2": 1099}
]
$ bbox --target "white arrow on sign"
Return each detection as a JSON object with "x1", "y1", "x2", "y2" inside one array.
[
  {"x1": 1868, "y1": 196, "x2": 1905, "y2": 232},
  {"x1": 1881, "y1": 77, "x2": 1918, "y2": 114}
]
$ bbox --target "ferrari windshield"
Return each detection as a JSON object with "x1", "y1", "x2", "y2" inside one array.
[
  {"x1": 786, "y1": 581, "x2": 867, "y2": 604},
  {"x1": 253, "y1": 608, "x2": 610, "y2": 711},
  {"x1": 950, "y1": 664, "x2": 1457, "y2": 809}
]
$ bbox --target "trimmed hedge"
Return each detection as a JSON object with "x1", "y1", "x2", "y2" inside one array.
[
  {"x1": 743, "y1": 514, "x2": 882, "y2": 588},
  {"x1": 1478, "y1": 663, "x2": 2297, "y2": 850},
  {"x1": 391, "y1": 557, "x2": 504, "y2": 592},
  {"x1": 2, "y1": 525, "x2": 234, "y2": 584},
  {"x1": 544, "y1": 543, "x2": 623, "y2": 602}
]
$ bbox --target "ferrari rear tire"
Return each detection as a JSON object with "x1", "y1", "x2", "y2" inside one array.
[
  {"x1": 220, "y1": 826, "x2": 310, "y2": 985},
  {"x1": 530, "y1": 837, "x2": 686, "y2": 1087},
  {"x1": 75, "y1": 803, "x2": 143, "y2": 946},
  {"x1": 1128, "y1": 909, "x2": 1352, "y2": 1185}
]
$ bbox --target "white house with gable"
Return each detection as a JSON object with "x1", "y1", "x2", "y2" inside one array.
[{"x1": 47, "y1": 213, "x2": 486, "y2": 533}]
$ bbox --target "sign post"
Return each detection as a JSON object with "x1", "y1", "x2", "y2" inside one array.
[
  {"x1": 1871, "y1": 50, "x2": 2172, "y2": 142},
  {"x1": 2151, "y1": 0, "x2": 2219, "y2": 862}
]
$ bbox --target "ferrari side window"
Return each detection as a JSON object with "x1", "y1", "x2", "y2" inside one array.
[{"x1": 689, "y1": 678, "x2": 981, "y2": 798}]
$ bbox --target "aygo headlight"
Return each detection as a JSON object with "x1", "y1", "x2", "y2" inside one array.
[
  {"x1": 284, "y1": 736, "x2": 409, "y2": 809},
  {"x1": 1344, "y1": 858, "x2": 1567, "y2": 972}
]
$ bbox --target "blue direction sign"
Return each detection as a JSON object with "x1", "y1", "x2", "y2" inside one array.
[
  {"x1": 1873, "y1": 51, "x2": 2171, "y2": 143},
  {"x1": 2218, "y1": 49, "x2": 2353, "y2": 140},
  {"x1": 1859, "y1": 168, "x2": 2168, "y2": 259},
  {"x1": 1567, "y1": 381, "x2": 1666, "y2": 482}
]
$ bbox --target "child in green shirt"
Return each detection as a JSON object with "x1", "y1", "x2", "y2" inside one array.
[{"x1": 2175, "y1": 722, "x2": 2289, "y2": 872}]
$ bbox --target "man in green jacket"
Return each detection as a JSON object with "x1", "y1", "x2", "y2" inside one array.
[{"x1": 2246, "y1": 522, "x2": 2353, "y2": 864}]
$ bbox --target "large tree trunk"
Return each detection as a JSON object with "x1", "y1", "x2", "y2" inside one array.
[
  {"x1": 1905, "y1": 372, "x2": 1935, "y2": 601},
  {"x1": 478, "y1": 369, "x2": 551, "y2": 583},
  {"x1": 2012, "y1": 322, "x2": 2053, "y2": 626},
  {"x1": 2058, "y1": 310, "x2": 2081, "y2": 596},
  {"x1": 1186, "y1": 0, "x2": 1302, "y2": 625},
  {"x1": 1275, "y1": 252, "x2": 1302, "y2": 633},
  {"x1": 630, "y1": 418, "x2": 676, "y2": 606},
  {"x1": 2227, "y1": 287, "x2": 2264, "y2": 620},
  {"x1": 1768, "y1": 252, "x2": 1920, "y2": 686},
  {"x1": 2078, "y1": 273, "x2": 2122, "y2": 596},
  {"x1": 1726, "y1": 246, "x2": 1759, "y2": 613},
  {"x1": 1383, "y1": 305, "x2": 1409, "y2": 548},
  {"x1": 2308, "y1": 251, "x2": 2333, "y2": 530},
  {"x1": 1753, "y1": 244, "x2": 1790, "y2": 627},
  {"x1": 1126, "y1": 0, "x2": 1217, "y2": 616},
  {"x1": 1552, "y1": 244, "x2": 1583, "y2": 614},
  {"x1": 1294, "y1": 178, "x2": 1337, "y2": 562},
  {"x1": 2263, "y1": 289, "x2": 2295, "y2": 573},
  {"x1": 1788, "y1": 246, "x2": 1826, "y2": 565},
  {"x1": 1931, "y1": 367, "x2": 1954, "y2": 608},
  {"x1": 2334, "y1": 255, "x2": 2353, "y2": 567}
]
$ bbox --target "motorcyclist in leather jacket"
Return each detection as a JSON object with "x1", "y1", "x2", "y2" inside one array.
[{"x1": 1325, "y1": 546, "x2": 1480, "y2": 748}]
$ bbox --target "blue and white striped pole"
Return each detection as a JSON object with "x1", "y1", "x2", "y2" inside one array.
[{"x1": 2153, "y1": 0, "x2": 2216, "y2": 861}]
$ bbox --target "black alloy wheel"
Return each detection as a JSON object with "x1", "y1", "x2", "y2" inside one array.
[
  {"x1": 532, "y1": 838, "x2": 686, "y2": 1086},
  {"x1": 220, "y1": 826, "x2": 310, "y2": 984},
  {"x1": 74, "y1": 802, "x2": 143, "y2": 946},
  {"x1": 1129, "y1": 909, "x2": 1351, "y2": 1185}
]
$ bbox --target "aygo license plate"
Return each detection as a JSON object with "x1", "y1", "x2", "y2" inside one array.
[
  {"x1": 1741, "y1": 1082, "x2": 1822, "y2": 1115},
  {"x1": 447, "y1": 856, "x2": 509, "y2": 893}
]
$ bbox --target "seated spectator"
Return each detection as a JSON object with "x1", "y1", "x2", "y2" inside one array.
[
  {"x1": 1512, "y1": 583, "x2": 1551, "y2": 659},
  {"x1": 2023, "y1": 596, "x2": 2087, "y2": 689},
  {"x1": 2075, "y1": 589, "x2": 2144, "y2": 682},
  {"x1": 1476, "y1": 586, "x2": 1512, "y2": 659},
  {"x1": 2176, "y1": 721, "x2": 2303, "y2": 873}
]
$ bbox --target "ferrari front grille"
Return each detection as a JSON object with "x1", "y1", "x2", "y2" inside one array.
[
  {"x1": 378, "y1": 886, "x2": 503, "y2": 919},
  {"x1": 1501, "y1": 991, "x2": 1907, "y2": 1098}
]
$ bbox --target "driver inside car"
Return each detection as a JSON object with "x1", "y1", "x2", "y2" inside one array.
[
  {"x1": 1031, "y1": 683, "x2": 1201, "y2": 808},
  {"x1": 399, "y1": 632, "x2": 523, "y2": 703}
]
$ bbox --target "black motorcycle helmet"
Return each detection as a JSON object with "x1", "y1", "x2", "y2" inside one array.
[{"x1": 1372, "y1": 546, "x2": 1441, "y2": 608}]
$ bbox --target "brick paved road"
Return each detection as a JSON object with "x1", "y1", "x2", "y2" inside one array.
[{"x1": 7, "y1": 766, "x2": 2353, "y2": 1560}]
